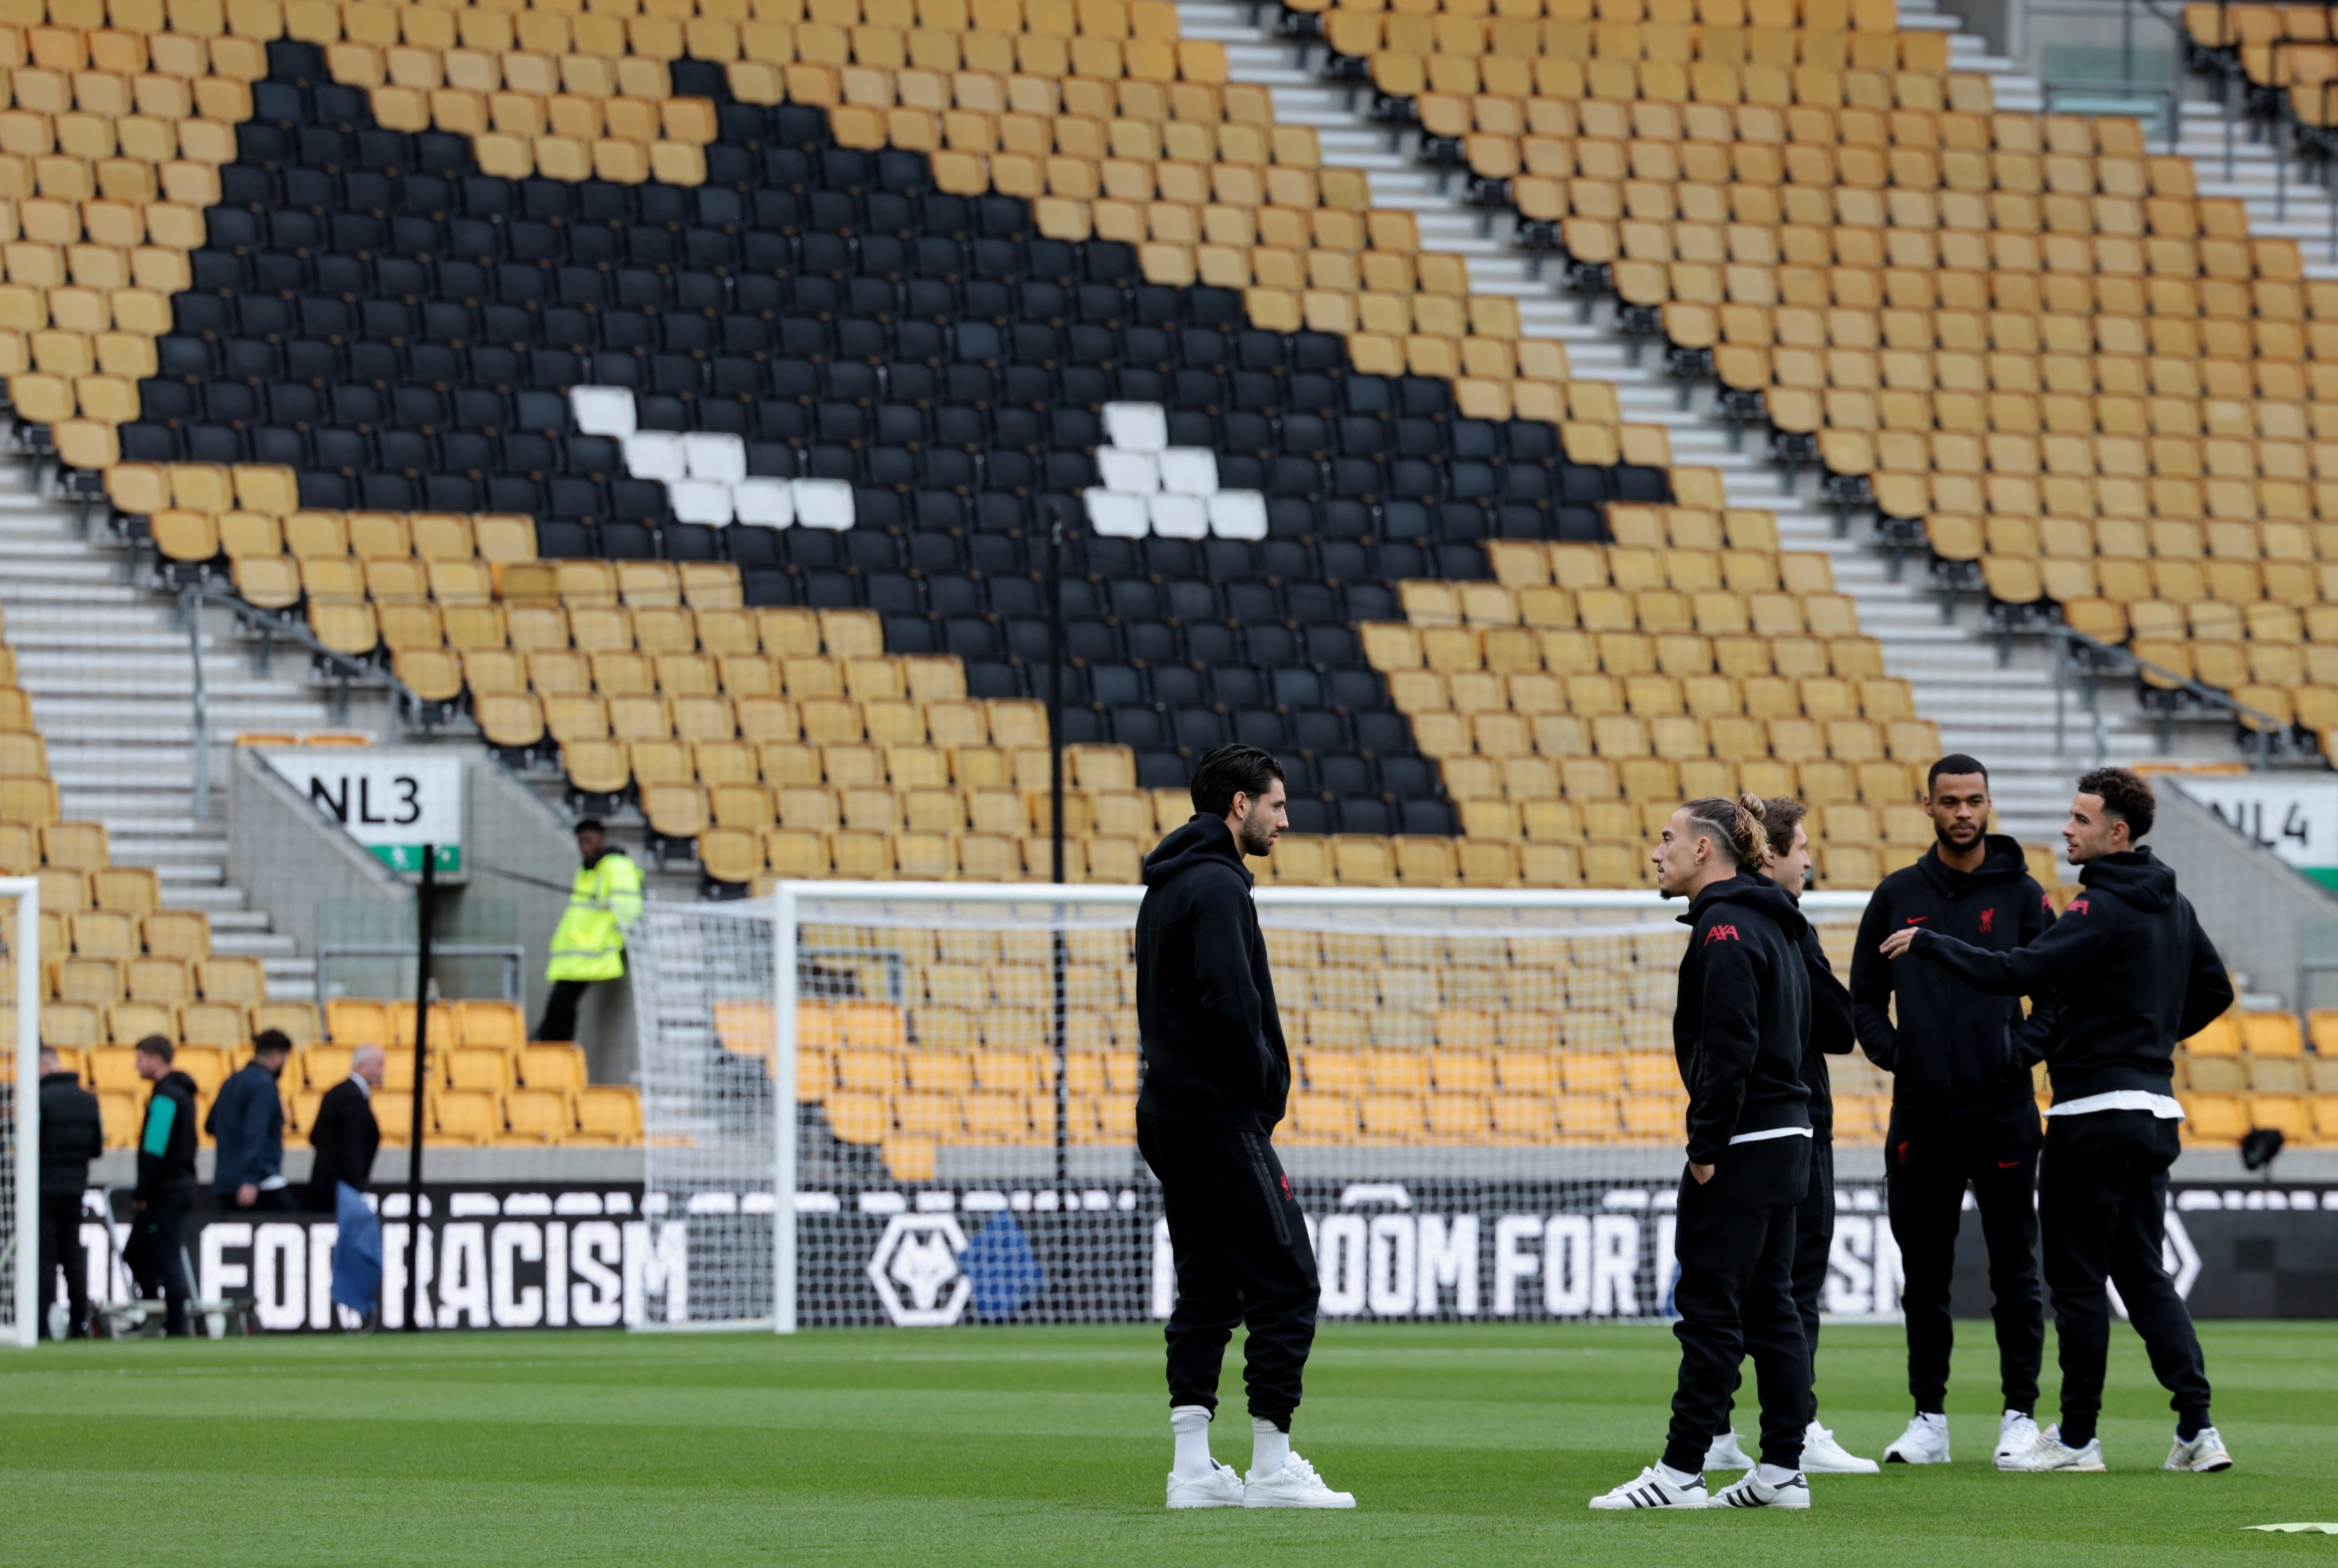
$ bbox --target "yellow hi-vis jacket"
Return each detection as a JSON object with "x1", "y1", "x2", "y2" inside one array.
[{"x1": 547, "y1": 850, "x2": 643, "y2": 982}]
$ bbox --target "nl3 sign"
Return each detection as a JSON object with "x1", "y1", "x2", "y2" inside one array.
[{"x1": 265, "y1": 749, "x2": 464, "y2": 874}]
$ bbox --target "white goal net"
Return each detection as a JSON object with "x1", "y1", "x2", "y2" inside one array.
[{"x1": 628, "y1": 883, "x2": 1882, "y2": 1333}]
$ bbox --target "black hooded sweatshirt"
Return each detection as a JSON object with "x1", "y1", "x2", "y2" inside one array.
[
  {"x1": 1134, "y1": 815, "x2": 1290, "y2": 1134},
  {"x1": 134, "y1": 1069, "x2": 200, "y2": 1203},
  {"x1": 1793, "y1": 919, "x2": 1855, "y2": 1141},
  {"x1": 1849, "y1": 834, "x2": 2059, "y2": 1118},
  {"x1": 1905, "y1": 847, "x2": 2233, "y2": 1103},
  {"x1": 1673, "y1": 873, "x2": 1812, "y2": 1165}
]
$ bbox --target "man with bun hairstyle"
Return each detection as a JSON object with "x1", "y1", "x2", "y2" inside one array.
[
  {"x1": 1882, "y1": 767, "x2": 2234, "y2": 1475},
  {"x1": 1850, "y1": 754, "x2": 2056, "y2": 1467},
  {"x1": 1706, "y1": 797, "x2": 1876, "y2": 1477},
  {"x1": 1591, "y1": 796, "x2": 1817, "y2": 1511}
]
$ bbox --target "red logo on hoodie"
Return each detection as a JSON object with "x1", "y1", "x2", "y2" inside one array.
[
  {"x1": 2066, "y1": 897, "x2": 2090, "y2": 915},
  {"x1": 1704, "y1": 924, "x2": 1740, "y2": 945},
  {"x1": 1979, "y1": 907, "x2": 1995, "y2": 934}
]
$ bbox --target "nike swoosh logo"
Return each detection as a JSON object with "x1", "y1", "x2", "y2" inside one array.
[
  {"x1": 1905, "y1": 916, "x2": 1928, "y2": 924},
  {"x1": 1998, "y1": 1160, "x2": 2023, "y2": 1168}
]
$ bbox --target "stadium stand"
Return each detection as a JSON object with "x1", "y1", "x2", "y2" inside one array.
[
  {"x1": 1283, "y1": 0, "x2": 2338, "y2": 753},
  {"x1": 5, "y1": 0, "x2": 1917, "y2": 887}
]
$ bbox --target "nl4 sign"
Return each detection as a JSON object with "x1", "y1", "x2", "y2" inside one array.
[
  {"x1": 265, "y1": 751, "x2": 463, "y2": 874},
  {"x1": 2174, "y1": 777, "x2": 2338, "y2": 888}
]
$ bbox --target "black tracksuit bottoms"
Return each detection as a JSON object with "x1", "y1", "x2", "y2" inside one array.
[
  {"x1": 1664, "y1": 1134, "x2": 1815, "y2": 1475},
  {"x1": 1729, "y1": 1136, "x2": 1833, "y2": 1420},
  {"x1": 2039, "y1": 1110, "x2": 2211, "y2": 1444},
  {"x1": 128, "y1": 1194, "x2": 196, "y2": 1336},
  {"x1": 35, "y1": 1195, "x2": 91, "y2": 1336},
  {"x1": 1138, "y1": 1111, "x2": 1318, "y2": 1430},
  {"x1": 1885, "y1": 1102, "x2": 2046, "y2": 1416}
]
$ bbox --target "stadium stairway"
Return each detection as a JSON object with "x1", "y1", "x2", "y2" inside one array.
[
  {"x1": 1179, "y1": 0, "x2": 2257, "y2": 842},
  {"x1": 0, "y1": 424, "x2": 350, "y2": 998}
]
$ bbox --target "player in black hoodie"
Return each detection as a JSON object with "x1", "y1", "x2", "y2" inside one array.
[
  {"x1": 129, "y1": 1035, "x2": 199, "y2": 1336},
  {"x1": 1134, "y1": 744, "x2": 1352, "y2": 1511},
  {"x1": 1848, "y1": 755, "x2": 2056, "y2": 1466},
  {"x1": 1592, "y1": 796, "x2": 1815, "y2": 1512},
  {"x1": 1881, "y1": 767, "x2": 2235, "y2": 1474}
]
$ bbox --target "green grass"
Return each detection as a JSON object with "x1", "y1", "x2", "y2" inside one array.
[{"x1": 0, "y1": 1322, "x2": 2331, "y2": 1565}]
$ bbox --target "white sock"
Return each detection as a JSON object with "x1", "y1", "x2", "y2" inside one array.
[
  {"x1": 1915, "y1": 1411, "x2": 1948, "y2": 1431},
  {"x1": 1251, "y1": 1417, "x2": 1289, "y2": 1476},
  {"x1": 1170, "y1": 1406, "x2": 1214, "y2": 1478},
  {"x1": 1756, "y1": 1462, "x2": 1800, "y2": 1487},
  {"x1": 1656, "y1": 1461, "x2": 1700, "y2": 1488}
]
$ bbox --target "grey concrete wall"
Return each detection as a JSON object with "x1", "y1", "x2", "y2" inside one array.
[
  {"x1": 229, "y1": 745, "x2": 409, "y2": 956},
  {"x1": 2150, "y1": 783, "x2": 2338, "y2": 1010}
]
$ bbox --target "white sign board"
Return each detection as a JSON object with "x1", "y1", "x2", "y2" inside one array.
[
  {"x1": 263, "y1": 750, "x2": 463, "y2": 873},
  {"x1": 2173, "y1": 776, "x2": 2338, "y2": 889}
]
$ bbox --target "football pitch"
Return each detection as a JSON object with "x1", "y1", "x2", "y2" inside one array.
[{"x1": 0, "y1": 1322, "x2": 2331, "y2": 1566}]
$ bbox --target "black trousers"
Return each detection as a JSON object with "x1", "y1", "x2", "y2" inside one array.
[
  {"x1": 2039, "y1": 1110, "x2": 2211, "y2": 1438},
  {"x1": 1729, "y1": 1136, "x2": 1833, "y2": 1421},
  {"x1": 534, "y1": 979, "x2": 595, "y2": 1042},
  {"x1": 1792, "y1": 1137, "x2": 1834, "y2": 1375},
  {"x1": 1665, "y1": 1134, "x2": 1815, "y2": 1474},
  {"x1": 1886, "y1": 1101, "x2": 2045, "y2": 1415},
  {"x1": 1137, "y1": 1112, "x2": 1318, "y2": 1429},
  {"x1": 35, "y1": 1194, "x2": 90, "y2": 1337},
  {"x1": 127, "y1": 1194, "x2": 195, "y2": 1337}
]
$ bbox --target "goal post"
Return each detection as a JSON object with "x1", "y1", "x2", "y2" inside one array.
[
  {"x1": 1, "y1": 875, "x2": 42, "y2": 1349},
  {"x1": 628, "y1": 882, "x2": 1875, "y2": 1335}
]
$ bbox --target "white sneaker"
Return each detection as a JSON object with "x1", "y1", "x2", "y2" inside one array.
[
  {"x1": 1993, "y1": 1410, "x2": 2042, "y2": 1469},
  {"x1": 1883, "y1": 1414, "x2": 1952, "y2": 1465},
  {"x1": 1166, "y1": 1459, "x2": 1245, "y2": 1509},
  {"x1": 2165, "y1": 1426, "x2": 2234, "y2": 1473},
  {"x1": 1704, "y1": 1430, "x2": 1754, "y2": 1471},
  {"x1": 1243, "y1": 1452, "x2": 1355, "y2": 1509},
  {"x1": 1998, "y1": 1424, "x2": 2106, "y2": 1473},
  {"x1": 1801, "y1": 1422, "x2": 1879, "y2": 1474},
  {"x1": 1588, "y1": 1465, "x2": 1709, "y2": 1510},
  {"x1": 1713, "y1": 1470, "x2": 1811, "y2": 1509}
]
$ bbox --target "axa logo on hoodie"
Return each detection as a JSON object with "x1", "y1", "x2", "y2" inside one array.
[
  {"x1": 2066, "y1": 898, "x2": 2090, "y2": 915},
  {"x1": 1703, "y1": 924, "x2": 1740, "y2": 945}
]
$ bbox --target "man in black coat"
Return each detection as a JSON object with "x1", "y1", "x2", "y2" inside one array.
[
  {"x1": 1881, "y1": 767, "x2": 2235, "y2": 1474},
  {"x1": 36, "y1": 1046, "x2": 103, "y2": 1338},
  {"x1": 128, "y1": 1035, "x2": 200, "y2": 1337},
  {"x1": 1593, "y1": 796, "x2": 1815, "y2": 1512},
  {"x1": 1850, "y1": 754, "x2": 2056, "y2": 1466},
  {"x1": 305, "y1": 1044, "x2": 386, "y2": 1326},
  {"x1": 208, "y1": 1029, "x2": 294, "y2": 1211},
  {"x1": 1135, "y1": 743, "x2": 1352, "y2": 1511},
  {"x1": 304, "y1": 1044, "x2": 384, "y2": 1210},
  {"x1": 1707, "y1": 798, "x2": 1876, "y2": 1474}
]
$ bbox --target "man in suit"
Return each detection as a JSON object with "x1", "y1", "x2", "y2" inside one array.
[
  {"x1": 304, "y1": 1045, "x2": 385, "y2": 1328},
  {"x1": 36, "y1": 1046, "x2": 103, "y2": 1338},
  {"x1": 208, "y1": 1029, "x2": 294, "y2": 1211}
]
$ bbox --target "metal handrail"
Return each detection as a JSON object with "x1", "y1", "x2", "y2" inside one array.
[
  {"x1": 2046, "y1": 622, "x2": 2284, "y2": 770},
  {"x1": 2040, "y1": 78, "x2": 2184, "y2": 150},
  {"x1": 177, "y1": 585, "x2": 431, "y2": 819},
  {"x1": 315, "y1": 943, "x2": 526, "y2": 1005}
]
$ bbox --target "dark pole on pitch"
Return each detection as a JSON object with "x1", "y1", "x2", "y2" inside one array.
[
  {"x1": 1046, "y1": 502, "x2": 1069, "y2": 1186},
  {"x1": 403, "y1": 845, "x2": 435, "y2": 1332}
]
